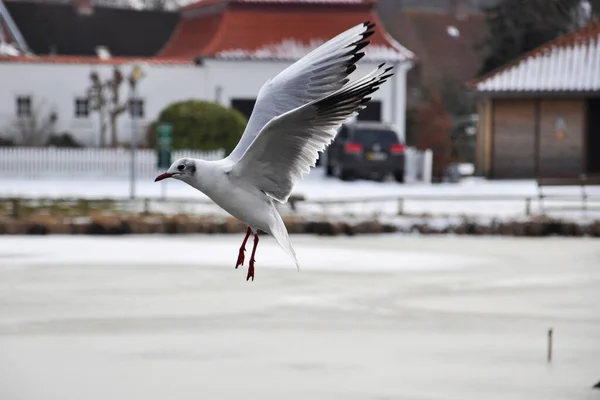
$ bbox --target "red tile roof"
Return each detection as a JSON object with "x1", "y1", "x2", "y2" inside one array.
[
  {"x1": 182, "y1": 0, "x2": 375, "y2": 10},
  {"x1": 158, "y1": 13, "x2": 224, "y2": 59},
  {"x1": 159, "y1": 0, "x2": 413, "y2": 62},
  {"x1": 469, "y1": 18, "x2": 600, "y2": 92},
  {"x1": 0, "y1": 55, "x2": 193, "y2": 65}
]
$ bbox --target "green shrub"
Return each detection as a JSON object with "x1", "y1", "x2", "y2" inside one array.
[{"x1": 150, "y1": 100, "x2": 247, "y2": 153}]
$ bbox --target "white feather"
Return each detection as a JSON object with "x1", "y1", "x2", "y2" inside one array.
[
  {"x1": 229, "y1": 64, "x2": 393, "y2": 203},
  {"x1": 224, "y1": 21, "x2": 375, "y2": 164}
]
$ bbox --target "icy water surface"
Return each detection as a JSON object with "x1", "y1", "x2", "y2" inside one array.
[{"x1": 0, "y1": 235, "x2": 599, "y2": 400}]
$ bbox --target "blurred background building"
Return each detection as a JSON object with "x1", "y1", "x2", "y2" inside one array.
[
  {"x1": 1, "y1": 0, "x2": 598, "y2": 181},
  {"x1": 0, "y1": 0, "x2": 413, "y2": 149},
  {"x1": 471, "y1": 20, "x2": 600, "y2": 179}
]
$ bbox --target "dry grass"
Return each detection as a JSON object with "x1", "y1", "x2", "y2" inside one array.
[{"x1": 0, "y1": 199, "x2": 598, "y2": 237}]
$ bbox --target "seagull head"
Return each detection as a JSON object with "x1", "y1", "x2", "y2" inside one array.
[{"x1": 154, "y1": 158, "x2": 197, "y2": 182}]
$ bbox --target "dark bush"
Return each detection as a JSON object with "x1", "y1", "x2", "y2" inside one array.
[
  {"x1": 0, "y1": 136, "x2": 15, "y2": 146},
  {"x1": 26, "y1": 223, "x2": 48, "y2": 235},
  {"x1": 148, "y1": 100, "x2": 247, "y2": 153},
  {"x1": 47, "y1": 132, "x2": 82, "y2": 147}
]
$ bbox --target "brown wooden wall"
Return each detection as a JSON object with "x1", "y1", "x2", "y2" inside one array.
[
  {"x1": 538, "y1": 99, "x2": 585, "y2": 177},
  {"x1": 475, "y1": 99, "x2": 488, "y2": 175},
  {"x1": 487, "y1": 98, "x2": 585, "y2": 179},
  {"x1": 491, "y1": 99, "x2": 536, "y2": 178}
]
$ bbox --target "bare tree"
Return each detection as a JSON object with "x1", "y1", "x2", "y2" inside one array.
[
  {"x1": 87, "y1": 66, "x2": 131, "y2": 147},
  {"x1": 6, "y1": 100, "x2": 57, "y2": 146},
  {"x1": 87, "y1": 71, "x2": 109, "y2": 147},
  {"x1": 107, "y1": 67, "x2": 129, "y2": 147}
]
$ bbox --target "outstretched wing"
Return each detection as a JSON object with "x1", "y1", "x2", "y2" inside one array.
[
  {"x1": 229, "y1": 64, "x2": 394, "y2": 203},
  {"x1": 223, "y1": 21, "x2": 376, "y2": 164}
]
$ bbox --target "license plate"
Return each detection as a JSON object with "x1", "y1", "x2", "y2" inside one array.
[{"x1": 367, "y1": 152, "x2": 387, "y2": 161}]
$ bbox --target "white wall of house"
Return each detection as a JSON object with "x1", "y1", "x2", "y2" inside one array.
[
  {"x1": 0, "y1": 57, "x2": 409, "y2": 147},
  {"x1": 0, "y1": 62, "x2": 205, "y2": 146}
]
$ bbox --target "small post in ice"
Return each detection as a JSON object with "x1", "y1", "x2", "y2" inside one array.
[{"x1": 547, "y1": 328, "x2": 553, "y2": 363}]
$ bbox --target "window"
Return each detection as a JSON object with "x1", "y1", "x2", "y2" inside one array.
[
  {"x1": 75, "y1": 98, "x2": 89, "y2": 118},
  {"x1": 16, "y1": 96, "x2": 31, "y2": 117},
  {"x1": 357, "y1": 100, "x2": 382, "y2": 122},
  {"x1": 231, "y1": 98, "x2": 256, "y2": 120},
  {"x1": 352, "y1": 129, "x2": 400, "y2": 147},
  {"x1": 129, "y1": 98, "x2": 145, "y2": 118}
]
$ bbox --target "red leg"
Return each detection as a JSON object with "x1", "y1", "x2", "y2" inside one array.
[
  {"x1": 247, "y1": 233, "x2": 259, "y2": 281},
  {"x1": 236, "y1": 227, "x2": 252, "y2": 269}
]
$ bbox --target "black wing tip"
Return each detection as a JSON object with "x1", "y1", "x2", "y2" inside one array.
[
  {"x1": 342, "y1": 21, "x2": 376, "y2": 66},
  {"x1": 362, "y1": 29, "x2": 375, "y2": 41},
  {"x1": 354, "y1": 40, "x2": 370, "y2": 53},
  {"x1": 363, "y1": 20, "x2": 376, "y2": 29},
  {"x1": 350, "y1": 51, "x2": 366, "y2": 64},
  {"x1": 346, "y1": 27, "x2": 374, "y2": 51},
  {"x1": 376, "y1": 64, "x2": 394, "y2": 75}
]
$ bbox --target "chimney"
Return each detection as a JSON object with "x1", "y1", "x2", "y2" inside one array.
[{"x1": 72, "y1": 0, "x2": 94, "y2": 15}]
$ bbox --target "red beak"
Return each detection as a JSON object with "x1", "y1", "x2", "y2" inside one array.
[{"x1": 154, "y1": 172, "x2": 173, "y2": 182}]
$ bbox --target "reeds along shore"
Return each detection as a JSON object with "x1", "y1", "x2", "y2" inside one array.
[{"x1": 0, "y1": 213, "x2": 599, "y2": 237}]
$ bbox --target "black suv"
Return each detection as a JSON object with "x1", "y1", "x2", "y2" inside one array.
[{"x1": 324, "y1": 121, "x2": 405, "y2": 182}]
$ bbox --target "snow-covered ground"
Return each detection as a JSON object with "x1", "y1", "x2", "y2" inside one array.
[
  {"x1": 0, "y1": 234, "x2": 599, "y2": 400},
  {"x1": 1, "y1": 167, "x2": 600, "y2": 219}
]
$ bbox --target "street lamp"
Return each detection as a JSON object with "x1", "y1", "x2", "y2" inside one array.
[{"x1": 129, "y1": 64, "x2": 145, "y2": 199}]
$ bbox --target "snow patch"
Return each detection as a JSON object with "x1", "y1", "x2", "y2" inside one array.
[{"x1": 216, "y1": 40, "x2": 410, "y2": 62}]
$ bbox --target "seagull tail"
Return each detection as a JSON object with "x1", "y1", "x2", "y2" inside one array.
[{"x1": 268, "y1": 208, "x2": 300, "y2": 271}]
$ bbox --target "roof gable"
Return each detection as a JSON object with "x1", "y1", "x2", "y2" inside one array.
[
  {"x1": 469, "y1": 19, "x2": 600, "y2": 93},
  {"x1": 159, "y1": 0, "x2": 413, "y2": 62}
]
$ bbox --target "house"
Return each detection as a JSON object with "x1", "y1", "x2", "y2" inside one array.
[
  {"x1": 469, "y1": 19, "x2": 600, "y2": 179},
  {"x1": 0, "y1": 55, "x2": 201, "y2": 147},
  {"x1": 0, "y1": 0, "x2": 414, "y2": 147}
]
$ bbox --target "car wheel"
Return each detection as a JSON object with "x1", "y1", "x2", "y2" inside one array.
[
  {"x1": 394, "y1": 172, "x2": 405, "y2": 183},
  {"x1": 334, "y1": 164, "x2": 352, "y2": 181},
  {"x1": 373, "y1": 173, "x2": 386, "y2": 182},
  {"x1": 325, "y1": 162, "x2": 333, "y2": 176}
]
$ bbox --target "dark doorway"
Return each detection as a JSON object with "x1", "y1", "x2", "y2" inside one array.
[
  {"x1": 586, "y1": 98, "x2": 600, "y2": 174},
  {"x1": 231, "y1": 98, "x2": 256, "y2": 120},
  {"x1": 357, "y1": 100, "x2": 382, "y2": 121}
]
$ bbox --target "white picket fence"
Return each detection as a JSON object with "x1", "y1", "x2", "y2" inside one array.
[
  {"x1": 0, "y1": 147, "x2": 226, "y2": 179},
  {"x1": 0, "y1": 146, "x2": 433, "y2": 182}
]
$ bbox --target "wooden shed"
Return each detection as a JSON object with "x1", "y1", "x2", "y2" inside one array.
[{"x1": 469, "y1": 20, "x2": 600, "y2": 179}]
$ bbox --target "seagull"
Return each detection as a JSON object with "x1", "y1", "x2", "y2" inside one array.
[{"x1": 155, "y1": 21, "x2": 394, "y2": 281}]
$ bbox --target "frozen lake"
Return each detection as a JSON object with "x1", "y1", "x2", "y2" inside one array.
[{"x1": 0, "y1": 235, "x2": 599, "y2": 400}]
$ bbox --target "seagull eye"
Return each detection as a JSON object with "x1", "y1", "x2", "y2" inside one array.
[{"x1": 177, "y1": 164, "x2": 185, "y2": 171}]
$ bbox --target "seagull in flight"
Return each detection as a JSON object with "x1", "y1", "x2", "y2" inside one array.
[{"x1": 155, "y1": 21, "x2": 394, "y2": 281}]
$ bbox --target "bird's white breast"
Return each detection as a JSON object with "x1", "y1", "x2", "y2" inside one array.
[{"x1": 189, "y1": 164, "x2": 275, "y2": 232}]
